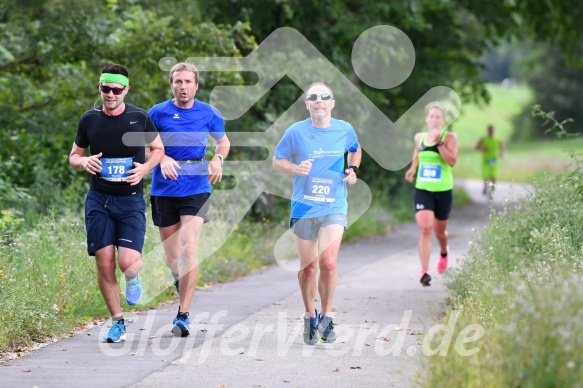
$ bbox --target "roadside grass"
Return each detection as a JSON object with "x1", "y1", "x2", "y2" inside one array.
[
  {"x1": 422, "y1": 162, "x2": 583, "y2": 384},
  {"x1": 0, "y1": 209, "x2": 177, "y2": 352},
  {"x1": 422, "y1": 104, "x2": 583, "y2": 385}
]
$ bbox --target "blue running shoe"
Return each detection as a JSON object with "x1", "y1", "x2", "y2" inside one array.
[
  {"x1": 303, "y1": 309, "x2": 319, "y2": 345},
  {"x1": 103, "y1": 319, "x2": 126, "y2": 343},
  {"x1": 172, "y1": 312, "x2": 190, "y2": 337},
  {"x1": 317, "y1": 314, "x2": 337, "y2": 343},
  {"x1": 125, "y1": 274, "x2": 142, "y2": 305}
]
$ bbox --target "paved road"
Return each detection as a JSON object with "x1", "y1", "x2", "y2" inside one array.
[{"x1": 1, "y1": 179, "x2": 529, "y2": 387}]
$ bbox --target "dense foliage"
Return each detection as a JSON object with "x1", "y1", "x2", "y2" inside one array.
[
  {"x1": 0, "y1": 0, "x2": 255, "y2": 221},
  {"x1": 1, "y1": 0, "x2": 582, "y2": 225}
]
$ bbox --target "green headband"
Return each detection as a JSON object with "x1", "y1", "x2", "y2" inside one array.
[{"x1": 99, "y1": 73, "x2": 129, "y2": 86}]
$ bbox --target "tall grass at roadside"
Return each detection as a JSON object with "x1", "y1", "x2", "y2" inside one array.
[
  {"x1": 0, "y1": 208, "x2": 288, "y2": 354},
  {"x1": 197, "y1": 216, "x2": 288, "y2": 286},
  {"x1": 422, "y1": 162, "x2": 583, "y2": 383},
  {"x1": 0, "y1": 211, "x2": 99, "y2": 350}
]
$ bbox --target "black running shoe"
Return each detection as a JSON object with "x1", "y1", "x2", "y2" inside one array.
[{"x1": 420, "y1": 272, "x2": 431, "y2": 287}]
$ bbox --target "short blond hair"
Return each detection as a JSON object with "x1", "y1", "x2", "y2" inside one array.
[
  {"x1": 169, "y1": 62, "x2": 199, "y2": 84},
  {"x1": 424, "y1": 101, "x2": 447, "y2": 117}
]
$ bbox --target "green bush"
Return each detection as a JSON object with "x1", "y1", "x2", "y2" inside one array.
[
  {"x1": 424, "y1": 166, "x2": 583, "y2": 386},
  {"x1": 0, "y1": 209, "x2": 24, "y2": 245}
]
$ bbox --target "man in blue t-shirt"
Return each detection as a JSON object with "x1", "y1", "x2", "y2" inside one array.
[
  {"x1": 273, "y1": 82, "x2": 361, "y2": 345},
  {"x1": 149, "y1": 62, "x2": 230, "y2": 337}
]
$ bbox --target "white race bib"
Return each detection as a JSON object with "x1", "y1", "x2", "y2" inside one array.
[
  {"x1": 418, "y1": 164, "x2": 442, "y2": 182},
  {"x1": 303, "y1": 176, "x2": 337, "y2": 202},
  {"x1": 101, "y1": 157, "x2": 133, "y2": 182}
]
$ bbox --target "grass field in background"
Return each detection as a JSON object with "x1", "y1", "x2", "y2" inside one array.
[
  {"x1": 454, "y1": 138, "x2": 583, "y2": 182},
  {"x1": 451, "y1": 83, "x2": 582, "y2": 182},
  {"x1": 453, "y1": 83, "x2": 533, "y2": 150}
]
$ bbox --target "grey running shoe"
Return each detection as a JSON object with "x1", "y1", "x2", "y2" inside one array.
[
  {"x1": 318, "y1": 315, "x2": 337, "y2": 343},
  {"x1": 303, "y1": 309, "x2": 319, "y2": 345}
]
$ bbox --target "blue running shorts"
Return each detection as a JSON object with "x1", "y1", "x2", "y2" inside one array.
[{"x1": 84, "y1": 190, "x2": 146, "y2": 256}]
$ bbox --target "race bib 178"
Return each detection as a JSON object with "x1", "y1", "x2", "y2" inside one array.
[{"x1": 100, "y1": 157, "x2": 133, "y2": 182}]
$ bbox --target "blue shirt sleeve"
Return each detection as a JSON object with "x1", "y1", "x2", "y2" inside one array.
[
  {"x1": 346, "y1": 124, "x2": 359, "y2": 152},
  {"x1": 209, "y1": 106, "x2": 226, "y2": 140},
  {"x1": 274, "y1": 127, "x2": 294, "y2": 161}
]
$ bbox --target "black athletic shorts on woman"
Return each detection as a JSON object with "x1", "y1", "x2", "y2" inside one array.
[
  {"x1": 413, "y1": 189, "x2": 453, "y2": 221},
  {"x1": 151, "y1": 193, "x2": 210, "y2": 227}
]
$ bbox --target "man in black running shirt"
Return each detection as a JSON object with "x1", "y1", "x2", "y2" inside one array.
[{"x1": 69, "y1": 63, "x2": 164, "y2": 343}]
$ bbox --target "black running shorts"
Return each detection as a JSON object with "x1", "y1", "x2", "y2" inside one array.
[
  {"x1": 151, "y1": 193, "x2": 210, "y2": 227},
  {"x1": 413, "y1": 189, "x2": 453, "y2": 221}
]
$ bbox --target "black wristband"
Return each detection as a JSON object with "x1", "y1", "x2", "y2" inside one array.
[{"x1": 348, "y1": 165, "x2": 359, "y2": 174}]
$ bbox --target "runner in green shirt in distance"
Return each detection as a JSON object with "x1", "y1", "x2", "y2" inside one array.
[{"x1": 475, "y1": 125, "x2": 505, "y2": 195}]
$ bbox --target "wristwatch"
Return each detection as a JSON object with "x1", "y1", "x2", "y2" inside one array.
[
  {"x1": 348, "y1": 165, "x2": 359, "y2": 174},
  {"x1": 215, "y1": 154, "x2": 224, "y2": 165}
]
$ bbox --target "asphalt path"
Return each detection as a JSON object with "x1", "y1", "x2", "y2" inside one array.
[{"x1": 1, "y1": 179, "x2": 530, "y2": 388}]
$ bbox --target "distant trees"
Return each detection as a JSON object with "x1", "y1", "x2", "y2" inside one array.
[
  {"x1": 1, "y1": 0, "x2": 581, "y2": 222},
  {"x1": 514, "y1": 44, "x2": 583, "y2": 139}
]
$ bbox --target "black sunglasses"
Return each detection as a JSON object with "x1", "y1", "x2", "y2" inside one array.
[
  {"x1": 306, "y1": 93, "x2": 333, "y2": 101},
  {"x1": 100, "y1": 85, "x2": 126, "y2": 95}
]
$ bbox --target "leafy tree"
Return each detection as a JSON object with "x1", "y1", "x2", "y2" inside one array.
[
  {"x1": 456, "y1": 0, "x2": 583, "y2": 65},
  {"x1": 458, "y1": 0, "x2": 583, "y2": 140},
  {"x1": 202, "y1": 0, "x2": 583, "y2": 186},
  {"x1": 199, "y1": 0, "x2": 498, "y2": 208},
  {"x1": 0, "y1": 0, "x2": 255, "y2": 219},
  {"x1": 2, "y1": 0, "x2": 582, "y2": 220},
  {"x1": 513, "y1": 44, "x2": 583, "y2": 139}
]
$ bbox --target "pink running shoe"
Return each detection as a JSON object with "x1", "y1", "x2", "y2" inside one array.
[{"x1": 437, "y1": 246, "x2": 449, "y2": 273}]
